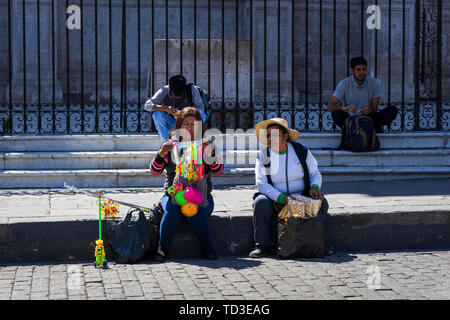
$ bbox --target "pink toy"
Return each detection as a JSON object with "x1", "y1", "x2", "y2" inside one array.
[{"x1": 184, "y1": 187, "x2": 204, "y2": 205}]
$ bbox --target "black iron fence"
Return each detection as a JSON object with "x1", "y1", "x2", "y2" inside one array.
[{"x1": 0, "y1": 0, "x2": 447, "y2": 135}]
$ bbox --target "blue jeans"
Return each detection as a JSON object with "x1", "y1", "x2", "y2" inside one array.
[
  {"x1": 159, "y1": 193, "x2": 214, "y2": 249},
  {"x1": 152, "y1": 111, "x2": 176, "y2": 142}
]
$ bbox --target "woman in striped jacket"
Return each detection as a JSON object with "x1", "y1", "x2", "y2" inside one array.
[{"x1": 150, "y1": 107, "x2": 223, "y2": 261}]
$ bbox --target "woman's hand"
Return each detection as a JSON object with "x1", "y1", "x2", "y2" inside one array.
[
  {"x1": 202, "y1": 140, "x2": 217, "y2": 159},
  {"x1": 158, "y1": 140, "x2": 174, "y2": 157},
  {"x1": 309, "y1": 188, "x2": 324, "y2": 201}
]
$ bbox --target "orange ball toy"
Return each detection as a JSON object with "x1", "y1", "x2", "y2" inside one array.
[{"x1": 181, "y1": 202, "x2": 198, "y2": 217}]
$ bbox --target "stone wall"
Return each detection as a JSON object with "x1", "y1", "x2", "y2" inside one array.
[{"x1": 0, "y1": 0, "x2": 447, "y2": 106}]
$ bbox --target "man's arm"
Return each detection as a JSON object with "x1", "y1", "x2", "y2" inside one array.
[
  {"x1": 327, "y1": 96, "x2": 355, "y2": 113},
  {"x1": 361, "y1": 97, "x2": 381, "y2": 115},
  {"x1": 144, "y1": 87, "x2": 177, "y2": 116},
  {"x1": 370, "y1": 97, "x2": 381, "y2": 113}
]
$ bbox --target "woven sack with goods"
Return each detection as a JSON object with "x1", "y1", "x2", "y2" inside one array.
[{"x1": 277, "y1": 196, "x2": 327, "y2": 259}]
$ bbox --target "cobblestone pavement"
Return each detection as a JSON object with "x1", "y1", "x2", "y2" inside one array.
[{"x1": 0, "y1": 250, "x2": 449, "y2": 300}]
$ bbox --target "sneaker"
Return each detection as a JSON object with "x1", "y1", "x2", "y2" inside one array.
[
  {"x1": 248, "y1": 246, "x2": 270, "y2": 258},
  {"x1": 155, "y1": 245, "x2": 169, "y2": 261},
  {"x1": 201, "y1": 245, "x2": 218, "y2": 260}
]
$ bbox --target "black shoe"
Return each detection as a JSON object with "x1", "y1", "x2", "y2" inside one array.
[
  {"x1": 201, "y1": 245, "x2": 218, "y2": 260},
  {"x1": 155, "y1": 245, "x2": 169, "y2": 261},
  {"x1": 249, "y1": 246, "x2": 270, "y2": 258}
]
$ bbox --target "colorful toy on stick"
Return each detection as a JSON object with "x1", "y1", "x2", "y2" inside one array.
[
  {"x1": 101, "y1": 198, "x2": 119, "y2": 219},
  {"x1": 94, "y1": 192, "x2": 108, "y2": 269}
]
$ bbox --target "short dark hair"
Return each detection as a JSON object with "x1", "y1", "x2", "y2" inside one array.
[
  {"x1": 350, "y1": 57, "x2": 367, "y2": 69},
  {"x1": 169, "y1": 75, "x2": 187, "y2": 96}
]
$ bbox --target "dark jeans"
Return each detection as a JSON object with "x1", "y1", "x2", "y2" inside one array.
[
  {"x1": 159, "y1": 193, "x2": 214, "y2": 249},
  {"x1": 252, "y1": 194, "x2": 329, "y2": 247},
  {"x1": 332, "y1": 105, "x2": 398, "y2": 133}
]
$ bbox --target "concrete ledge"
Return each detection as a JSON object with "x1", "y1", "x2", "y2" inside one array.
[{"x1": 1, "y1": 209, "x2": 449, "y2": 263}]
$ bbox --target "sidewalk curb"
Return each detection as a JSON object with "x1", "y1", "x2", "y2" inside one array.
[{"x1": 1, "y1": 209, "x2": 449, "y2": 263}]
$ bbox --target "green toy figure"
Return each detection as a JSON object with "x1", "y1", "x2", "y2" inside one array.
[{"x1": 94, "y1": 192, "x2": 108, "y2": 269}]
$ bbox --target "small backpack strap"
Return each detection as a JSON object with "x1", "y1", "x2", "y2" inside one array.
[
  {"x1": 290, "y1": 142, "x2": 311, "y2": 197},
  {"x1": 260, "y1": 147, "x2": 272, "y2": 186},
  {"x1": 186, "y1": 83, "x2": 194, "y2": 106}
]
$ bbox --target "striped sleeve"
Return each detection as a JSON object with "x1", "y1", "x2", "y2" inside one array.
[
  {"x1": 209, "y1": 153, "x2": 224, "y2": 175},
  {"x1": 150, "y1": 154, "x2": 168, "y2": 175}
]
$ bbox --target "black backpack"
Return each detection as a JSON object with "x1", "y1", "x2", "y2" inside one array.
[
  {"x1": 186, "y1": 83, "x2": 212, "y2": 122},
  {"x1": 341, "y1": 115, "x2": 380, "y2": 152}
]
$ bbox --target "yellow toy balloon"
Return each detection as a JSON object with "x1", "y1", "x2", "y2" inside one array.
[{"x1": 181, "y1": 202, "x2": 198, "y2": 217}]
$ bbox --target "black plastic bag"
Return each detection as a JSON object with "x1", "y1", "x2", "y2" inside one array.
[
  {"x1": 107, "y1": 208, "x2": 158, "y2": 264},
  {"x1": 277, "y1": 198, "x2": 328, "y2": 259}
]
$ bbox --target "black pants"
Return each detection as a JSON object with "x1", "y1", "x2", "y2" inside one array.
[
  {"x1": 252, "y1": 194, "x2": 329, "y2": 248},
  {"x1": 332, "y1": 105, "x2": 398, "y2": 133}
]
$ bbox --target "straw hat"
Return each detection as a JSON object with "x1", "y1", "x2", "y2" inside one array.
[{"x1": 254, "y1": 118, "x2": 299, "y2": 145}]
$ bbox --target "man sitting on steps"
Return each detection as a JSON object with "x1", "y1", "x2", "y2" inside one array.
[
  {"x1": 145, "y1": 75, "x2": 206, "y2": 142},
  {"x1": 327, "y1": 56, "x2": 398, "y2": 135}
]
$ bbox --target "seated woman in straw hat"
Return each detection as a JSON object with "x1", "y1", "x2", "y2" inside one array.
[{"x1": 249, "y1": 118, "x2": 331, "y2": 258}]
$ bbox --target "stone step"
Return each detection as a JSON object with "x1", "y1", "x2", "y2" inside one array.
[
  {"x1": 2, "y1": 148, "x2": 448, "y2": 170},
  {"x1": 1, "y1": 132, "x2": 448, "y2": 152},
  {"x1": 1, "y1": 166, "x2": 450, "y2": 189}
]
